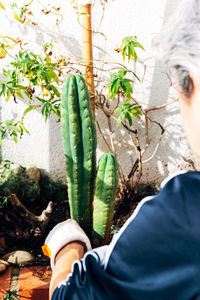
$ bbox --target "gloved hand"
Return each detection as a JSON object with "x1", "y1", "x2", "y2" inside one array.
[{"x1": 42, "y1": 219, "x2": 92, "y2": 269}]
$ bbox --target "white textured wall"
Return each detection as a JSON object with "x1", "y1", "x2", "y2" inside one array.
[{"x1": 1, "y1": 0, "x2": 199, "y2": 184}]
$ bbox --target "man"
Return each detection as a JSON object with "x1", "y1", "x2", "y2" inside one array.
[{"x1": 45, "y1": 0, "x2": 200, "y2": 298}]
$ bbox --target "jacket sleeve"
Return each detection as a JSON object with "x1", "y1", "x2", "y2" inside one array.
[{"x1": 51, "y1": 245, "x2": 113, "y2": 300}]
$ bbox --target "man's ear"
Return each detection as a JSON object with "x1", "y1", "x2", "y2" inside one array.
[{"x1": 188, "y1": 72, "x2": 200, "y2": 94}]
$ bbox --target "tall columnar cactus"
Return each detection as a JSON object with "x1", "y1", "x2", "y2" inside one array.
[
  {"x1": 61, "y1": 74, "x2": 119, "y2": 244},
  {"x1": 93, "y1": 153, "x2": 119, "y2": 246},
  {"x1": 61, "y1": 74, "x2": 96, "y2": 237}
]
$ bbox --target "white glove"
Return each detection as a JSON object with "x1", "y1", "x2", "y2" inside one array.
[{"x1": 42, "y1": 219, "x2": 92, "y2": 269}]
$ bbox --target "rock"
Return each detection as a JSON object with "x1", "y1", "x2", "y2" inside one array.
[
  {"x1": 0, "y1": 160, "x2": 40, "y2": 203},
  {"x1": 10, "y1": 163, "x2": 21, "y2": 175},
  {"x1": 0, "y1": 259, "x2": 9, "y2": 275},
  {"x1": 0, "y1": 263, "x2": 6, "y2": 275},
  {"x1": 1, "y1": 250, "x2": 35, "y2": 265},
  {"x1": 0, "y1": 259, "x2": 9, "y2": 266},
  {"x1": 26, "y1": 166, "x2": 40, "y2": 184}
]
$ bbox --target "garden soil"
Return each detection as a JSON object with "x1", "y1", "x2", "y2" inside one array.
[{"x1": 0, "y1": 184, "x2": 156, "y2": 266}]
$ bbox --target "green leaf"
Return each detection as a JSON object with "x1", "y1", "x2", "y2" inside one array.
[
  {"x1": 41, "y1": 85, "x2": 49, "y2": 97},
  {"x1": 49, "y1": 70, "x2": 59, "y2": 85},
  {"x1": 122, "y1": 46, "x2": 127, "y2": 61},
  {"x1": 26, "y1": 0, "x2": 34, "y2": 6},
  {"x1": 16, "y1": 90, "x2": 24, "y2": 99},
  {"x1": 45, "y1": 70, "x2": 51, "y2": 85},
  {"x1": 30, "y1": 52, "x2": 37, "y2": 59},
  {"x1": 119, "y1": 36, "x2": 144, "y2": 62},
  {"x1": 12, "y1": 9, "x2": 23, "y2": 23},
  {"x1": 124, "y1": 111, "x2": 132, "y2": 126},
  {"x1": 5, "y1": 94, "x2": 12, "y2": 102},
  {"x1": 0, "y1": 45, "x2": 6, "y2": 59},
  {"x1": 122, "y1": 79, "x2": 133, "y2": 98},
  {"x1": 110, "y1": 79, "x2": 120, "y2": 99},
  {"x1": 0, "y1": 2, "x2": 5, "y2": 10},
  {"x1": 36, "y1": 96, "x2": 45, "y2": 103},
  {"x1": 23, "y1": 105, "x2": 39, "y2": 117},
  {"x1": 19, "y1": 121, "x2": 30, "y2": 135},
  {"x1": 118, "y1": 69, "x2": 127, "y2": 78},
  {"x1": 24, "y1": 90, "x2": 31, "y2": 102},
  {"x1": 132, "y1": 49, "x2": 137, "y2": 62},
  {"x1": 48, "y1": 85, "x2": 60, "y2": 97},
  {"x1": 108, "y1": 69, "x2": 134, "y2": 100},
  {"x1": 133, "y1": 41, "x2": 145, "y2": 51},
  {"x1": 45, "y1": 54, "x2": 51, "y2": 64},
  {"x1": 21, "y1": 61, "x2": 27, "y2": 73}
]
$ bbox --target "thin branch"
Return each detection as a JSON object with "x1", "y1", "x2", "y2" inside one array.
[
  {"x1": 96, "y1": 119, "x2": 113, "y2": 153},
  {"x1": 127, "y1": 158, "x2": 139, "y2": 179},
  {"x1": 142, "y1": 114, "x2": 165, "y2": 164},
  {"x1": 107, "y1": 116, "x2": 116, "y2": 154},
  {"x1": 5, "y1": 190, "x2": 54, "y2": 230},
  {"x1": 145, "y1": 98, "x2": 178, "y2": 113}
]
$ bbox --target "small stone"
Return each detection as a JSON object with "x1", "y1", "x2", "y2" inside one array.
[
  {"x1": 26, "y1": 166, "x2": 40, "y2": 184},
  {"x1": 0, "y1": 259, "x2": 9, "y2": 266},
  {"x1": 10, "y1": 163, "x2": 21, "y2": 175},
  {"x1": 0, "y1": 263, "x2": 6, "y2": 275},
  {"x1": 1, "y1": 250, "x2": 35, "y2": 265}
]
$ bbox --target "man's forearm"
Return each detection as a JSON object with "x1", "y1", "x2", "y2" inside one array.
[{"x1": 49, "y1": 241, "x2": 85, "y2": 299}]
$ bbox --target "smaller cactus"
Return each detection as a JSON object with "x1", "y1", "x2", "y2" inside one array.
[{"x1": 93, "y1": 153, "x2": 119, "y2": 246}]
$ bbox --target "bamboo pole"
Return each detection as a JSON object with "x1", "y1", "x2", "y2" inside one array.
[{"x1": 79, "y1": 0, "x2": 95, "y2": 116}]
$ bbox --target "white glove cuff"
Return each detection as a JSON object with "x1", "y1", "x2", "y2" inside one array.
[
  {"x1": 43, "y1": 219, "x2": 92, "y2": 269},
  {"x1": 50, "y1": 233, "x2": 91, "y2": 269}
]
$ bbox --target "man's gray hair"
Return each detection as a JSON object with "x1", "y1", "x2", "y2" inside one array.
[{"x1": 154, "y1": 0, "x2": 200, "y2": 95}]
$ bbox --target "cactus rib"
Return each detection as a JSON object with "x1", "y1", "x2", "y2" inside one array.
[{"x1": 93, "y1": 153, "x2": 119, "y2": 246}]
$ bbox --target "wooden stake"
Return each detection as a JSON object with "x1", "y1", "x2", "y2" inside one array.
[{"x1": 80, "y1": 3, "x2": 95, "y2": 116}]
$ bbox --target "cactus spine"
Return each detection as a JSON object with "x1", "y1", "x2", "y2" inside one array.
[
  {"x1": 61, "y1": 74, "x2": 96, "y2": 237},
  {"x1": 93, "y1": 153, "x2": 119, "y2": 246}
]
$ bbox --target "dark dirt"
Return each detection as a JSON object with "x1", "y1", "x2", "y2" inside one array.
[{"x1": 0, "y1": 183, "x2": 157, "y2": 266}]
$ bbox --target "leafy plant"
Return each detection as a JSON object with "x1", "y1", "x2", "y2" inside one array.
[
  {"x1": 0, "y1": 119, "x2": 29, "y2": 144},
  {"x1": 11, "y1": 1, "x2": 34, "y2": 26},
  {"x1": 119, "y1": 35, "x2": 145, "y2": 62},
  {"x1": 0, "y1": 35, "x2": 17, "y2": 59},
  {"x1": 115, "y1": 100, "x2": 142, "y2": 126},
  {"x1": 107, "y1": 37, "x2": 144, "y2": 128},
  {"x1": 107, "y1": 69, "x2": 134, "y2": 100},
  {"x1": 0, "y1": 47, "x2": 61, "y2": 141}
]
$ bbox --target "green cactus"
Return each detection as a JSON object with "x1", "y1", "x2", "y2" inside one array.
[
  {"x1": 93, "y1": 153, "x2": 119, "y2": 246},
  {"x1": 61, "y1": 74, "x2": 96, "y2": 237},
  {"x1": 61, "y1": 74, "x2": 119, "y2": 245}
]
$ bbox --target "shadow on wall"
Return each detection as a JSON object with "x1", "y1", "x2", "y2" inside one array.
[
  {"x1": 0, "y1": 0, "x2": 188, "y2": 183},
  {"x1": 48, "y1": 0, "x2": 186, "y2": 183},
  {"x1": 146, "y1": 0, "x2": 186, "y2": 180}
]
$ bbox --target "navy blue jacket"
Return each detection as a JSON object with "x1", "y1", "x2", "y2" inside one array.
[{"x1": 52, "y1": 172, "x2": 200, "y2": 300}]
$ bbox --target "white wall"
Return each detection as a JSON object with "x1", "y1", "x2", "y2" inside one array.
[{"x1": 0, "y1": 0, "x2": 199, "y2": 184}]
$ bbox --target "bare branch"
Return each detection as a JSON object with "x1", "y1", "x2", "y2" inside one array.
[
  {"x1": 145, "y1": 98, "x2": 178, "y2": 113},
  {"x1": 96, "y1": 119, "x2": 113, "y2": 153},
  {"x1": 5, "y1": 190, "x2": 53, "y2": 230}
]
